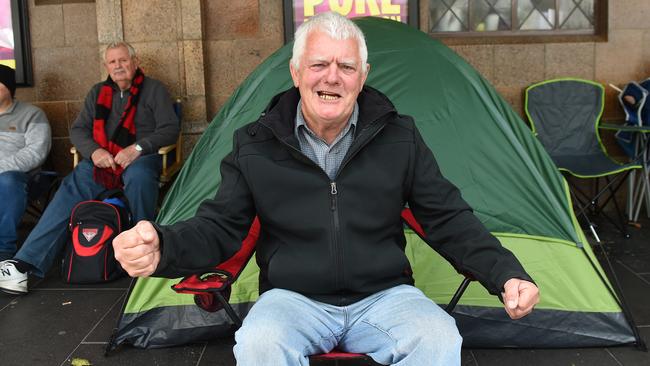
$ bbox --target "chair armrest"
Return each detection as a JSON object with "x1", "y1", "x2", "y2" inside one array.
[
  {"x1": 70, "y1": 146, "x2": 80, "y2": 167},
  {"x1": 158, "y1": 137, "x2": 183, "y2": 183},
  {"x1": 158, "y1": 143, "x2": 176, "y2": 154},
  {"x1": 172, "y1": 272, "x2": 234, "y2": 314},
  {"x1": 172, "y1": 272, "x2": 232, "y2": 294}
]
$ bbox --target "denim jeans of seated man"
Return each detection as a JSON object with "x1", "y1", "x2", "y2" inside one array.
[
  {"x1": 234, "y1": 284, "x2": 463, "y2": 366},
  {"x1": 0, "y1": 171, "x2": 29, "y2": 261},
  {"x1": 14, "y1": 154, "x2": 162, "y2": 277}
]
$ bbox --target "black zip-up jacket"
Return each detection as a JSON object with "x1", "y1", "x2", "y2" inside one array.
[{"x1": 153, "y1": 86, "x2": 533, "y2": 305}]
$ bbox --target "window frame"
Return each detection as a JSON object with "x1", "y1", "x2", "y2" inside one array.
[{"x1": 424, "y1": 0, "x2": 608, "y2": 45}]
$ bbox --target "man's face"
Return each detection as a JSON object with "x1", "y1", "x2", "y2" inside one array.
[
  {"x1": 0, "y1": 83, "x2": 11, "y2": 103},
  {"x1": 104, "y1": 46, "x2": 138, "y2": 86},
  {"x1": 290, "y1": 31, "x2": 368, "y2": 129}
]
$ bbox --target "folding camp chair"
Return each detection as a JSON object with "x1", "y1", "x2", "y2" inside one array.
[
  {"x1": 610, "y1": 81, "x2": 650, "y2": 222},
  {"x1": 614, "y1": 82, "x2": 648, "y2": 158},
  {"x1": 524, "y1": 78, "x2": 642, "y2": 242},
  {"x1": 172, "y1": 208, "x2": 473, "y2": 364},
  {"x1": 70, "y1": 99, "x2": 184, "y2": 186}
]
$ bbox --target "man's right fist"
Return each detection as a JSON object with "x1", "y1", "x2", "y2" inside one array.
[{"x1": 113, "y1": 220, "x2": 161, "y2": 277}]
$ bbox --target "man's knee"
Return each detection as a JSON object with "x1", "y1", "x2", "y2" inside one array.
[
  {"x1": 407, "y1": 315, "x2": 462, "y2": 353},
  {"x1": 123, "y1": 157, "x2": 161, "y2": 187},
  {"x1": 235, "y1": 319, "x2": 289, "y2": 351},
  {"x1": 0, "y1": 171, "x2": 26, "y2": 192},
  {"x1": 234, "y1": 320, "x2": 303, "y2": 362}
]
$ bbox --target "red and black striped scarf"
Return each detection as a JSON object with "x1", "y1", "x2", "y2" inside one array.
[{"x1": 92, "y1": 68, "x2": 144, "y2": 189}]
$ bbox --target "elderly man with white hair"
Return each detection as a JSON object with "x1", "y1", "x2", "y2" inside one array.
[
  {"x1": 0, "y1": 42, "x2": 179, "y2": 295},
  {"x1": 113, "y1": 13, "x2": 538, "y2": 365}
]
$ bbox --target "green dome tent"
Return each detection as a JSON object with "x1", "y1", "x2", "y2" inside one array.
[{"x1": 110, "y1": 17, "x2": 639, "y2": 350}]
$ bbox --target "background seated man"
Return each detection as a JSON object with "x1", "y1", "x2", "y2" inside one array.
[
  {"x1": 0, "y1": 41, "x2": 179, "y2": 295},
  {"x1": 0, "y1": 64, "x2": 51, "y2": 262},
  {"x1": 113, "y1": 13, "x2": 539, "y2": 366}
]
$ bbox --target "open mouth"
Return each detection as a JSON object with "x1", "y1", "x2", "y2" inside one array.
[{"x1": 317, "y1": 91, "x2": 341, "y2": 101}]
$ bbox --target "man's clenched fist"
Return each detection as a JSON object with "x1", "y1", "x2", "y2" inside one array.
[{"x1": 113, "y1": 220, "x2": 161, "y2": 277}]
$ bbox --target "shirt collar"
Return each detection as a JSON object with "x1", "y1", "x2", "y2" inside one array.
[{"x1": 294, "y1": 100, "x2": 359, "y2": 138}]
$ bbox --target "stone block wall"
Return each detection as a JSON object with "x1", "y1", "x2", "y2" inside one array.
[
  {"x1": 443, "y1": 1, "x2": 650, "y2": 156},
  {"x1": 18, "y1": 0, "x2": 99, "y2": 174},
  {"x1": 16, "y1": 0, "x2": 650, "y2": 175}
]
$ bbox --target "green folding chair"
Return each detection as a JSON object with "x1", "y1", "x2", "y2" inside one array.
[{"x1": 525, "y1": 78, "x2": 642, "y2": 242}]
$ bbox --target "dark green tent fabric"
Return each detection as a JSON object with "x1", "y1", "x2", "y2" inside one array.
[
  {"x1": 160, "y1": 21, "x2": 576, "y2": 243},
  {"x1": 111, "y1": 17, "x2": 637, "y2": 350}
]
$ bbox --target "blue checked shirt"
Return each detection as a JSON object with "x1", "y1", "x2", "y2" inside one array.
[{"x1": 295, "y1": 101, "x2": 359, "y2": 180}]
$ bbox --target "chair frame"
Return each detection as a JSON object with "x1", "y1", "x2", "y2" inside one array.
[
  {"x1": 615, "y1": 81, "x2": 650, "y2": 222},
  {"x1": 524, "y1": 78, "x2": 642, "y2": 242}
]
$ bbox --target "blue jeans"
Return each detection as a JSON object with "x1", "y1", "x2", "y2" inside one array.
[
  {"x1": 15, "y1": 155, "x2": 162, "y2": 277},
  {"x1": 0, "y1": 171, "x2": 29, "y2": 258},
  {"x1": 234, "y1": 285, "x2": 462, "y2": 366}
]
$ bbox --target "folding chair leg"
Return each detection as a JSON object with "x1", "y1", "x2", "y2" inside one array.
[
  {"x1": 445, "y1": 277, "x2": 472, "y2": 314},
  {"x1": 215, "y1": 292, "x2": 243, "y2": 328},
  {"x1": 632, "y1": 164, "x2": 650, "y2": 222},
  {"x1": 632, "y1": 173, "x2": 645, "y2": 222},
  {"x1": 639, "y1": 166, "x2": 650, "y2": 217},
  {"x1": 588, "y1": 223, "x2": 601, "y2": 243},
  {"x1": 570, "y1": 173, "x2": 632, "y2": 240},
  {"x1": 627, "y1": 169, "x2": 635, "y2": 221},
  {"x1": 570, "y1": 188, "x2": 601, "y2": 243},
  {"x1": 603, "y1": 177, "x2": 631, "y2": 238}
]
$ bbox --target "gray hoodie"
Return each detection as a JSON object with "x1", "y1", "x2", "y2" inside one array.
[{"x1": 0, "y1": 100, "x2": 51, "y2": 173}]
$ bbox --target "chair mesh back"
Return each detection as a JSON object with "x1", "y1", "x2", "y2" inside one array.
[{"x1": 526, "y1": 79, "x2": 604, "y2": 157}]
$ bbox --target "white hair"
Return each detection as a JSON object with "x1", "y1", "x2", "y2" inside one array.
[
  {"x1": 104, "y1": 41, "x2": 137, "y2": 61},
  {"x1": 291, "y1": 12, "x2": 368, "y2": 73}
]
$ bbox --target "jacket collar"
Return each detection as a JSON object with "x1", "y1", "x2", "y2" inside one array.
[{"x1": 258, "y1": 85, "x2": 397, "y2": 144}]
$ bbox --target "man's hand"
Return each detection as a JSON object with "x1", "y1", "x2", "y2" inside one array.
[
  {"x1": 623, "y1": 95, "x2": 637, "y2": 106},
  {"x1": 91, "y1": 148, "x2": 116, "y2": 170},
  {"x1": 113, "y1": 220, "x2": 161, "y2": 277},
  {"x1": 501, "y1": 278, "x2": 539, "y2": 319},
  {"x1": 114, "y1": 144, "x2": 142, "y2": 168}
]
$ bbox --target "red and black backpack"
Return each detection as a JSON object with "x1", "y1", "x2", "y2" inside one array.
[{"x1": 61, "y1": 190, "x2": 132, "y2": 283}]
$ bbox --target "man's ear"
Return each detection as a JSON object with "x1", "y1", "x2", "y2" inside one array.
[
  {"x1": 289, "y1": 61, "x2": 300, "y2": 88},
  {"x1": 360, "y1": 63, "x2": 370, "y2": 91}
]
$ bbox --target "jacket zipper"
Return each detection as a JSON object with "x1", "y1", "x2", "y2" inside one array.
[
  {"x1": 260, "y1": 117, "x2": 388, "y2": 297},
  {"x1": 329, "y1": 181, "x2": 343, "y2": 292},
  {"x1": 329, "y1": 123, "x2": 386, "y2": 295}
]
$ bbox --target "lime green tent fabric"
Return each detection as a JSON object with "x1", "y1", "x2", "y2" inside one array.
[{"x1": 111, "y1": 17, "x2": 637, "y2": 349}]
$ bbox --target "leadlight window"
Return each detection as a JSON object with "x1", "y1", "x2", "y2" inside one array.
[{"x1": 429, "y1": 0, "x2": 605, "y2": 39}]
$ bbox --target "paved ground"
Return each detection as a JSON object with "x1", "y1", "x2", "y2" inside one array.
[{"x1": 1, "y1": 212, "x2": 649, "y2": 366}]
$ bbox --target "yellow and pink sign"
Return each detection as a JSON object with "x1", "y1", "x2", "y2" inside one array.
[{"x1": 291, "y1": 0, "x2": 410, "y2": 28}]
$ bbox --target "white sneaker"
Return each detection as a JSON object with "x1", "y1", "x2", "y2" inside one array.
[{"x1": 0, "y1": 260, "x2": 28, "y2": 294}]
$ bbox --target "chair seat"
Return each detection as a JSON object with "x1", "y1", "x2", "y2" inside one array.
[
  {"x1": 552, "y1": 153, "x2": 640, "y2": 178},
  {"x1": 310, "y1": 350, "x2": 370, "y2": 360}
]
